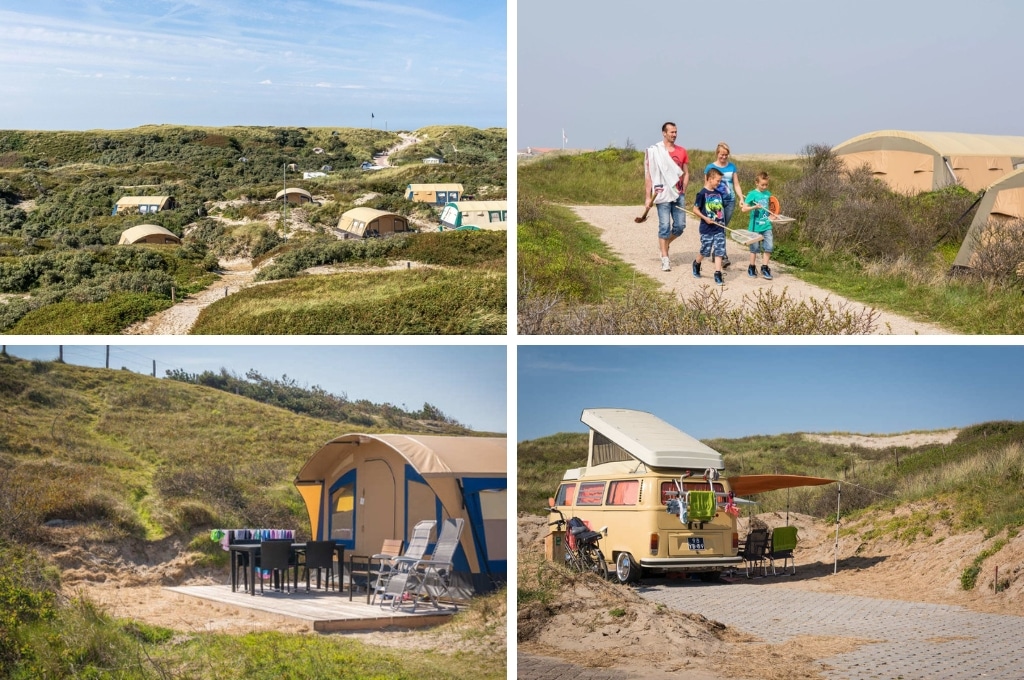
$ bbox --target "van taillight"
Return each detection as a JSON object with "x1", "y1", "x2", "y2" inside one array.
[
  {"x1": 650, "y1": 533, "x2": 659, "y2": 555},
  {"x1": 732, "y1": 532, "x2": 739, "y2": 550}
]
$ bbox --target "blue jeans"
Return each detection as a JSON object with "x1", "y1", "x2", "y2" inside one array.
[
  {"x1": 749, "y1": 229, "x2": 774, "y2": 254},
  {"x1": 721, "y1": 196, "x2": 736, "y2": 226},
  {"x1": 656, "y1": 194, "x2": 686, "y2": 240}
]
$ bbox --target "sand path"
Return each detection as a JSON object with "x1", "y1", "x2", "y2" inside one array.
[{"x1": 572, "y1": 205, "x2": 952, "y2": 335}]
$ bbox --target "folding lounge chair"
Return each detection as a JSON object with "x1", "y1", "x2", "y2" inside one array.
[
  {"x1": 371, "y1": 520, "x2": 436, "y2": 604},
  {"x1": 740, "y1": 528, "x2": 769, "y2": 578},
  {"x1": 767, "y1": 525, "x2": 798, "y2": 576},
  {"x1": 380, "y1": 518, "x2": 465, "y2": 612}
]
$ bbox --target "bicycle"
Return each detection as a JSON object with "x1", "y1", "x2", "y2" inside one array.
[{"x1": 548, "y1": 507, "x2": 608, "y2": 579}]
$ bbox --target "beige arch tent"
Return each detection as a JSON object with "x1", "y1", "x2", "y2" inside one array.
[
  {"x1": 117, "y1": 224, "x2": 181, "y2": 245},
  {"x1": 337, "y1": 207, "x2": 410, "y2": 238},
  {"x1": 834, "y1": 130, "x2": 1024, "y2": 193},
  {"x1": 405, "y1": 183, "x2": 464, "y2": 205},
  {"x1": 275, "y1": 187, "x2": 313, "y2": 204},
  {"x1": 113, "y1": 196, "x2": 175, "y2": 215},
  {"x1": 294, "y1": 433, "x2": 507, "y2": 595},
  {"x1": 952, "y1": 167, "x2": 1024, "y2": 270},
  {"x1": 439, "y1": 200, "x2": 507, "y2": 231}
]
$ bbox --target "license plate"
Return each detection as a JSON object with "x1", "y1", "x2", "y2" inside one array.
[{"x1": 688, "y1": 537, "x2": 705, "y2": 551}]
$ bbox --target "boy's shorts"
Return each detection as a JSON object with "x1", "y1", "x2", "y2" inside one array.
[
  {"x1": 699, "y1": 231, "x2": 726, "y2": 258},
  {"x1": 749, "y1": 229, "x2": 774, "y2": 254},
  {"x1": 656, "y1": 194, "x2": 686, "y2": 240}
]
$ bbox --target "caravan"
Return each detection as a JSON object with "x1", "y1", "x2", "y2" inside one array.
[{"x1": 549, "y1": 408, "x2": 742, "y2": 583}]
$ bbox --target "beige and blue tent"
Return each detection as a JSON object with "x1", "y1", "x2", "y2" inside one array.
[{"x1": 294, "y1": 433, "x2": 506, "y2": 595}]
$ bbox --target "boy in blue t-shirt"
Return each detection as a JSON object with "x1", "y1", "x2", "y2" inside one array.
[
  {"x1": 740, "y1": 171, "x2": 774, "y2": 280},
  {"x1": 691, "y1": 167, "x2": 726, "y2": 286}
]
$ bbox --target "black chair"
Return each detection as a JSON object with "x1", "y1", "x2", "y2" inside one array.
[
  {"x1": 229, "y1": 537, "x2": 259, "y2": 592},
  {"x1": 740, "y1": 528, "x2": 769, "y2": 578},
  {"x1": 301, "y1": 541, "x2": 337, "y2": 592},
  {"x1": 258, "y1": 540, "x2": 297, "y2": 594}
]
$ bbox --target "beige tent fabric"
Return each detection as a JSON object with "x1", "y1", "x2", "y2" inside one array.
[
  {"x1": 446, "y1": 200, "x2": 508, "y2": 231},
  {"x1": 297, "y1": 434, "x2": 505, "y2": 479},
  {"x1": 337, "y1": 207, "x2": 410, "y2": 238},
  {"x1": 115, "y1": 196, "x2": 174, "y2": 214},
  {"x1": 834, "y1": 130, "x2": 1024, "y2": 193},
  {"x1": 117, "y1": 224, "x2": 180, "y2": 245},
  {"x1": 406, "y1": 183, "x2": 464, "y2": 203},
  {"x1": 952, "y1": 167, "x2": 1024, "y2": 268},
  {"x1": 275, "y1": 188, "x2": 313, "y2": 203}
]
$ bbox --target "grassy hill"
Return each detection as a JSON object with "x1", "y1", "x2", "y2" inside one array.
[
  {"x1": 518, "y1": 422, "x2": 1024, "y2": 537},
  {"x1": 518, "y1": 146, "x2": 1024, "y2": 334},
  {"x1": 0, "y1": 354, "x2": 504, "y2": 678},
  {"x1": 0, "y1": 125, "x2": 506, "y2": 334}
]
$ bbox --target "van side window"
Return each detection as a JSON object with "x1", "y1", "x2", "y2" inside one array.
[
  {"x1": 660, "y1": 481, "x2": 726, "y2": 504},
  {"x1": 576, "y1": 482, "x2": 606, "y2": 506},
  {"x1": 555, "y1": 483, "x2": 576, "y2": 506},
  {"x1": 607, "y1": 480, "x2": 639, "y2": 505}
]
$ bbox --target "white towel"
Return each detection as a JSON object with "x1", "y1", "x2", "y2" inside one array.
[{"x1": 646, "y1": 142, "x2": 682, "y2": 204}]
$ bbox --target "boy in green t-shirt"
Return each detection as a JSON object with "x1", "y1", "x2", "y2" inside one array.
[{"x1": 741, "y1": 171, "x2": 774, "y2": 280}]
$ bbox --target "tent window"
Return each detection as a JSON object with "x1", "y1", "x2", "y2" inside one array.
[
  {"x1": 488, "y1": 211, "x2": 502, "y2": 222},
  {"x1": 330, "y1": 483, "x2": 354, "y2": 541},
  {"x1": 592, "y1": 432, "x2": 633, "y2": 465},
  {"x1": 478, "y1": 489, "x2": 507, "y2": 560},
  {"x1": 607, "y1": 480, "x2": 639, "y2": 506},
  {"x1": 555, "y1": 483, "x2": 576, "y2": 506}
]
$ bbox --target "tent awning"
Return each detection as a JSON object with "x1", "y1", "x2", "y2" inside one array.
[{"x1": 727, "y1": 474, "x2": 836, "y2": 496}]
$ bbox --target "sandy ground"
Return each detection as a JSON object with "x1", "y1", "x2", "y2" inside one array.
[
  {"x1": 375, "y1": 133, "x2": 419, "y2": 167},
  {"x1": 571, "y1": 205, "x2": 952, "y2": 335},
  {"x1": 804, "y1": 429, "x2": 961, "y2": 449}
]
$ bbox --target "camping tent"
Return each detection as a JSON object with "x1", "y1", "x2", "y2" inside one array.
[
  {"x1": 117, "y1": 224, "x2": 181, "y2": 245},
  {"x1": 113, "y1": 196, "x2": 175, "y2": 215},
  {"x1": 337, "y1": 207, "x2": 410, "y2": 238},
  {"x1": 952, "y1": 167, "x2": 1024, "y2": 270},
  {"x1": 833, "y1": 130, "x2": 1024, "y2": 193},
  {"x1": 406, "y1": 183, "x2": 464, "y2": 205},
  {"x1": 275, "y1": 188, "x2": 313, "y2": 204},
  {"x1": 294, "y1": 433, "x2": 507, "y2": 596}
]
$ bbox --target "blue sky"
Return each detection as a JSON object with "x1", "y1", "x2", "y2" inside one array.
[
  {"x1": 518, "y1": 0, "x2": 1024, "y2": 153},
  {"x1": 0, "y1": 0, "x2": 505, "y2": 130},
  {"x1": 5, "y1": 345, "x2": 507, "y2": 433},
  {"x1": 518, "y1": 346, "x2": 1024, "y2": 442}
]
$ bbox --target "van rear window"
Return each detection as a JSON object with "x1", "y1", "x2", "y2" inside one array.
[
  {"x1": 555, "y1": 483, "x2": 576, "y2": 506},
  {"x1": 660, "y1": 481, "x2": 725, "y2": 504},
  {"x1": 576, "y1": 482, "x2": 606, "y2": 506},
  {"x1": 607, "y1": 480, "x2": 639, "y2": 505}
]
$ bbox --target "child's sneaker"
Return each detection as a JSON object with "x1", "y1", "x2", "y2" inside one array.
[
  {"x1": 761, "y1": 264, "x2": 773, "y2": 280},
  {"x1": 722, "y1": 255, "x2": 731, "y2": 269},
  {"x1": 692, "y1": 260, "x2": 701, "y2": 278},
  {"x1": 714, "y1": 271, "x2": 724, "y2": 286},
  {"x1": 661, "y1": 256, "x2": 671, "y2": 272},
  {"x1": 747, "y1": 264, "x2": 756, "y2": 278}
]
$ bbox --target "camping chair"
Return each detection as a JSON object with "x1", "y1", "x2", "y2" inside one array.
[
  {"x1": 347, "y1": 538, "x2": 404, "y2": 602},
  {"x1": 740, "y1": 528, "x2": 769, "y2": 578},
  {"x1": 257, "y1": 539, "x2": 298, "y2": 594},
  {"x1": 367, "y1": 520, "x2": 436, "y2": 603},
  {"x1": 300, "y1": 541, "x2": 338, "y2": 592},
  {"x1": 380, "y1": 518, "x2": 465, "y2": 612},
  {"x1": 767, "y1": 526, "x2": 798, "y2": 576}
]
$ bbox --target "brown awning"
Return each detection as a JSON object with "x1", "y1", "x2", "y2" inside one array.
[{"x1": 727, "y1": 474, "x2": 835, "y2": 496}]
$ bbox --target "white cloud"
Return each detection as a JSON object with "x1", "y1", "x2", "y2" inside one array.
[{"x1": 259, "y1": 79, "x2": 272, "y2": 85}]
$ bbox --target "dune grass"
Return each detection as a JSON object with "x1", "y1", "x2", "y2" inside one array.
[
  {"x1": 5, "y1": 292, "x2": 170, "y2": 334},
  {"x1": 191, "y1": 268, "x2": 506, "y2": 334}
]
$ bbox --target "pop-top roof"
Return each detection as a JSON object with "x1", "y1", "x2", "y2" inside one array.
[{"x1": 580, "y1": 408, "x2": 724, "y2": 470}]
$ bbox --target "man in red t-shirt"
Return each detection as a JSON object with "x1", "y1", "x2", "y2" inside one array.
[{"x1": 644, "y1": 122, "x2": 690, "y2": 272}]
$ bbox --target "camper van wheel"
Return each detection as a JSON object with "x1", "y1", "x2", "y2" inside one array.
[{"x1": 615, "y1": 552, "x2": 641, "y2": 584}]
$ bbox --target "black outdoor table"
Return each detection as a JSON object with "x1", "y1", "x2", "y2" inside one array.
[{"x1": 229, "y1": 543, "x2": 345, "y2": 596}]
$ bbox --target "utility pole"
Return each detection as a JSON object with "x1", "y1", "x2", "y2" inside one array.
[
  {"x1": 282, "y1": 162, "x2": 288, "y2": 228},
  {"x1": 105, "y1": 345, "x2": 109, "y2": 369}
]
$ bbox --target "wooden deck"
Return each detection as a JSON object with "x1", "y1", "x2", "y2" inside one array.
[{"x1": 167, "y1": 584, "x2": 454, "y2": 633}]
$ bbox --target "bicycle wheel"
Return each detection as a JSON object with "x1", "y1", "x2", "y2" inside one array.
[
  {"x1": 564, "y1": 547, "x2": 584, "y2": 573},
  {"x1": 583, "y1": 546, "x2": 608, "y2": 579}
]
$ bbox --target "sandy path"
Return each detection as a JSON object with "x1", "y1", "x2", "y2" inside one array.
[
  {"x1": 572, "y1": 205, "x2": 952, "y2": 335},
  {"x1": 804, "y1": 429, "x2": 960, "y2": 449},
  {"x1": 375, "y1": 133, "x2": 419, "y2": 167},
  {"x1": 123, "y1": 258, "x2": 263, "y2": 335}
]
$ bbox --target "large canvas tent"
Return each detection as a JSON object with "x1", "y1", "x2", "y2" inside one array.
[
  {"x1": 275, "y1": 188, "x2": 313, "y2": 204},
  {"x1": 952, "y1": 167, "x2": 1024, "y2": 270},
  {"x1": 113, "y1": 196, "x2": 175, "y2": 215},
  {"x1": 406, "y1": 183, "x2": 463, "y2": 205},
  {"x1": 439, "y1": 200, "x2": 507, "y2": 231},
  {"x1": 117, "y1": 224, "x2": 180, "y2": 245},
  {"x1": 294, "y1": 434, "x2": 506, "y2": 596},
  {"x1": 834, "y1": 130, "x2": 1024, "y2": 193},
  {"x1": 337, "y1": 207, "x2": 410, "y2": 238}
]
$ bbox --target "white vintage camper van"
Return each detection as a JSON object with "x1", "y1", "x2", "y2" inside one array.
[{"x1": 549, "y1": 408, "x2": 742, "y2": 583}]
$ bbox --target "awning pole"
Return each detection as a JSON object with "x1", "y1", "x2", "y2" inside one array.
[{"x1": 833, "y1": 483, "x2": 841, "y2": 575}]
